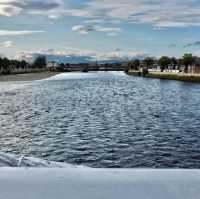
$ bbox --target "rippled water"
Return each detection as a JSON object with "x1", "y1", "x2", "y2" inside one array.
[{"x1": 1, "y1": 71, "x2": 200, "y2": 168}]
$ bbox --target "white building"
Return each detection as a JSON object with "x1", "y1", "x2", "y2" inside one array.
[{"x1": 47, "y1": 61, "x2": 59, "y2": 71}]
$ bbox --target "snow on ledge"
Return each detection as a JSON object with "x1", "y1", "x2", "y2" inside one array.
[
  {"x1": 0, "y1": 168, "x2": 199, "y2": 199},
  {"x1": 0, "y1": 152, "x2": 86, "y2": 168}
]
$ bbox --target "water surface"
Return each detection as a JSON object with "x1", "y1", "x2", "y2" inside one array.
[{"x1": 0, "y1": 72, "x2": 200, "y2": 168}]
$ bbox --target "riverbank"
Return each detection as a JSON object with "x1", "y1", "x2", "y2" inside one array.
[
  {"x1": 127, "y1": 70, "x2": 200, "y2": 83},
  {"x1": 0, "y1": 72, "x2": 60, "y2": 82}
]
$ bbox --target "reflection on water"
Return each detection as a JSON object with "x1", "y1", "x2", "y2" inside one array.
[{"x1": 1, "y1": 71, "x2": 200, "y2": 168}]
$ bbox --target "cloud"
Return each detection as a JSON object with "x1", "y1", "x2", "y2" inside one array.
[
  {"x1": 16, "y1": 48, "x2": 147, "y2": 63},
  {"x1": 84, "y1": 19, "x2": 104, "y2": 24},
  {"x1": 168, "y1": 43, "x2": 177, "y2": 48},
  {"x1": 72, "y1": 25, "x2": 95, "y2": 34},
  {"x1": 72, "y1": 24, "x2": 121, "y2": 35},
  {"x1": 0, "y1": 4, "x2": 22, "y2": 17},
  {"x1": 2, "y1": 0, "x2": 200, "y2": 29},
  {"x1": 87, "y1": 0, "x2": 200, "y2": 28},
  {"x1": 0, "y1": 0, "x2": 63, "y2": 17},
  {"x1": 61, "y1": 0, "x2": 200, "y2": 28},
  {"x1": 0, "y1": 40, "x2": 13, "y2": 47},
  {"x1": 96, "y1": 26, "x2": 121, "y2": 33},
  {"x1": 184, "y1": 41, "x2": 200, "y2": 48},
  {"x1": 0, "y1": 30, "x2": 45, "y2": 36},
  {"x1": 64, "y1": 8, "x2": 96, "y2": 18}
]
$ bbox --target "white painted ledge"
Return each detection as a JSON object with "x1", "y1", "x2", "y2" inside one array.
[{"x1": 0, "y1": 168, "x2": 199, "y2": 199}]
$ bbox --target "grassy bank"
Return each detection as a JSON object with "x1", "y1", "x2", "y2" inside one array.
[
  {"x1": 127, "y1": 70, "x2": 200, "y2": 83},
  {"x1": 11, "y1": 68, "x2": 48, "y2": 75},
  {"x1": 0, "y1": 71, "x2": 60, "y2": 82}
]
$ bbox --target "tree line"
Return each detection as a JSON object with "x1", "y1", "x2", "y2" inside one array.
[
  {"x1": 0, "y1": 56, "x2": 47, "y2": 74},
  {"x1": 128, "y1": 54, "x2": 196, "y2": 73},
  {"x1": 0, "y1": 53, "x2": 198, "y2": 75}
]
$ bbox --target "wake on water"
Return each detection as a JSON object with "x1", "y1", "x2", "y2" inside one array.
[{"x1": 0, "y1": 152, "x2": 86, "y2": 168}]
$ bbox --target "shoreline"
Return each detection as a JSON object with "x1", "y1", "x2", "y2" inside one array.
[
  {"x1": 127, "y1": 70, "x2": 200, "y2": 83},
  {"x1": 0, "y1": 72, "x2": 61, "y2": 82}
]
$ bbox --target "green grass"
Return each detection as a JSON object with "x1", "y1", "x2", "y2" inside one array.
[
  {"x1": 127, "y1": 71, "x2": 142, "y2": 76},
  {"x1": 127, "y1": 71, "x2": 200, "y2": 83}
]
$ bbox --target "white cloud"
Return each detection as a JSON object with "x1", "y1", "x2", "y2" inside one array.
[
  {"x1": 0, "y1": 4, "x2": 22, "y2": 17},
  {"x1": 72, "y1": 24, "x2": 121, "y2": 35},
  {"x1": 0, "y1": 30, "x2": 45, "y2": 36},
  {"x1": 0, "y1": 40, "x2": 13, "y2": 47},
  {"x1": 84, "y1": 19, "x2": 104, "y2": 24},
  {"x1": 66, "y1": 0, "x2": 200, "y2": 28},
  {"x1": 16, "y1": 47, "x2": 147, "y2": 62},
  {"x1": 95, "y1": 26, "x2": 121, "y2": 33},
  {"x1": 72, "y1": 25, "x2": 94, "y2": 34},
  {"x1": 0, "y1": 0, "x2": 64, "y2": 18},
  {"x1": 2, "y1": 0, "x2": 200, "y2": 29},
  {"x1": 64, "y1": 8, "x2": 96, "y2": 18}
]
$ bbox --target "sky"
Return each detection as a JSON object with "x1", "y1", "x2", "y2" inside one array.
[{"x1": 1, "y1": 0, "x2": 200, "y2": 63}]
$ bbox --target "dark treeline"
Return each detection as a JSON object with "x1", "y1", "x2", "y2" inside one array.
[
  {"x1": 0, "y1": 56, "x2": 47, "y2": 75},
  {"x1": 1, "y1": 53, "x2": 200, "y2": 75},
  {"x1": 127, "y1": 53, "x2": 199, "y2": 73}
]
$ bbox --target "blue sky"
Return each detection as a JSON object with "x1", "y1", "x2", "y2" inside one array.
[{"x1": 1, "y1": 0, "x2": 200, "y2": 62}]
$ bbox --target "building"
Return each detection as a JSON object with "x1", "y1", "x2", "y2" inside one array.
[{"x1": 47, "y1": 61, "x2": 59, "y2": 71}]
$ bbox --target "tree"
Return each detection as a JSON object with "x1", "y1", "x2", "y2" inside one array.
[
  {"x1": 158, "y1": 56, "x2": 171, "y2": 72},
  {"x1": 182, "y1": 54, "x2": 194, "y2": 73},
  {"x1": 0, "y1": 57, "x2": 3, "y2": 72},
  {"x1": 10, "y1": 59, "x2": 20, "y2": 69},
  {"x1": 60, "y1": 63, "x2": 65, "y2": 68},
  {"x1": 128, "y1": 61, "x2": 133, "y2": 70},
  {"x1": 2, "y1": 57, "x2": 11, "y2": 74},
  {"x1": 143, "y1": 57, "x2": 154, "y2": 68},
  {"x1": 33, "y1": 56, "x2": 47, "y2": 68},
  {"x1": 171, "y1": 57, "x2": 177, "y2": 70},
  {"x1": 133, "y1": 59, "x2": 140, "y2": 70},
  {"x1": 128, "y1": 59, "x2": 140, "y2": 70},
  {"x1": 177, "y1": 58, "x2": 183, "y2": 71},
  {"x1": 21, "y1": 60, "x2": 28, "y2": 69}
]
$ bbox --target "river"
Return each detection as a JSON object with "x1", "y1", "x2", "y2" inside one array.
[{"x1": 0, "y1": 71, "x2": 200, "y2": 168}]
